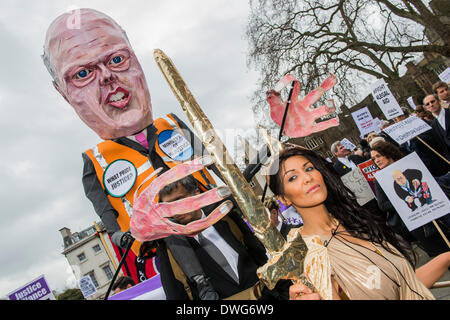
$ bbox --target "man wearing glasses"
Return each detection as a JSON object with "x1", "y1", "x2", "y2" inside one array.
[{"x1": 423, "y1": 94, "x2": 450, "y2": 160}]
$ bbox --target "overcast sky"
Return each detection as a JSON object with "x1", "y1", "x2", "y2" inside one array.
[{"x1": 0, "y1": 0, "x2": 261, "y2": 297}]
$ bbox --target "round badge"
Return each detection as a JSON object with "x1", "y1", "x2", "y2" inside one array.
[
  {"x1": 158, "y1": 130, "x2": 193, "y2": 161},
  {"x1": 103, "y1": 159, "x2": 137, "y2": 198}
]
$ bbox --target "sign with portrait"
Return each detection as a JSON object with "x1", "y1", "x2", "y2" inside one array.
[{"x1": 373, "y1": 152, "x2": 450, "y2": 231}]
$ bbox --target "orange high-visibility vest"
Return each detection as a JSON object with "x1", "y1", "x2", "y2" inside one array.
[{"x1": 84, "y1": 114, "x2": 215, "y2": 256}]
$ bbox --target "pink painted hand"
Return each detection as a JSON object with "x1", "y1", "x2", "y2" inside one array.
[
  {"x1": 267, "y1": 73, "x2": 339, "y2": 138},
  {"x1": 130, "y1": 156, "x2": 233, "y2": 242}
]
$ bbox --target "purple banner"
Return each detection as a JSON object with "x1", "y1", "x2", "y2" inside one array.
[
  {"x1": 8, "y1": 275, "x2": 54, "y2": 300},
  {"x1": 108, "y1": 274, "x2": 165, "y2": 300},
  {"x1": 278, "y1": 200, "x2": 288, "y2": 212}
]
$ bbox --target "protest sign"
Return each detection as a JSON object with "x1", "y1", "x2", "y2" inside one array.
[
  {"x1": 280, "y1": 206, "x2": 303, "y2": 226},
  {"x1": 341, "y1": 168, "x2": 375, "y2": 206},
  {"x1": 373, "y1": 152, "x2": 450, "y2": 231},
  {"x1": 7, "y1": 275, "x2": 55, "y2": 300},
  {"x1": 373, "y1": 118, "x2": 382, "y2": 133},
  {"x1": 407, "y1": 96, "x2": 416, "y2": 110},
  {"x1": 438, "y1": 67, "x2": 450, "y2": 83},
  {"x1": 340, "y1": 138, "x2": 356, "y2": 151},
  {"x1": 351, "y1": 107, "x2": 376, "y2": 136},
  {"x1": 371, "y1": 79, "x2": 403, "y2": 120},
  {"x1": 382, "y1": 116, "x2": 431, "y2": 145},
  {"x1": 358, "y1": 159, "x2": 379, "y2": 182},
  {"x1": 108, "y1": 274, "x2": 166, "y2": 300},
  {"x1": 79, "y1": 275, "x2": 97, "y2": 299}
]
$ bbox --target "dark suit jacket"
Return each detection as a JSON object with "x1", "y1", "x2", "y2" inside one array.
[
  {"x1": 410, "y1": 120, "x2": 450, "y2": 177},
  {"x1": 157, "y1": 205, "x2": 290, "y2": 300},
  {"x1": 431, "y1": 108, "x2": 450, "y2": 160},
  {"x1": 333, "y1": 154, "x2": 366, "y2": 177}
]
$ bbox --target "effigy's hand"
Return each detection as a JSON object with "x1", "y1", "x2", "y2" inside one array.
[
  {"x1": 130, "y1": 156, "x2": 233, "y2": 242},
  {"x1": 267, "y1": 73, "x2": 339, "y2": 138}
]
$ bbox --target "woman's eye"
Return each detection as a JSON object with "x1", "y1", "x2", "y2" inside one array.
[
  {"x1": 75, "y1": 69, "x2": 91, "y2": 79},
  {"x1": 305, "y1": 166, "x2": 314, "y2": 172},
  {"x1": 288, "y1": 175, "x2": 297, "y2": 182},
  {"x1": 110, "y1": 55, "x2": 124, "y2": 65}
]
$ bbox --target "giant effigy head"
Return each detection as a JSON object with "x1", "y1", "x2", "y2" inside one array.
[{"x1": 43, "y1": 8, "x2": 153, "y2": 139}]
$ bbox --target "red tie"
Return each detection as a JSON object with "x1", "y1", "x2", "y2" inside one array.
[{"x1": 135, "y1": 132, "x2": 149, "y2": 150}]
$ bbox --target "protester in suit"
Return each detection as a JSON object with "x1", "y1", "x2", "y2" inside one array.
[
  {"x1": 155, "y1": 175, "x2": 290, "y2": 300},
  {"x1": 330, "y1": 141, "x2": 365, "y2": 177},
  {"x1": 410, "y1": 108, "x2": 450, "y2": 177},
  {"x1": 423, "y1": 94, "x2": 450, "y2": 160}
]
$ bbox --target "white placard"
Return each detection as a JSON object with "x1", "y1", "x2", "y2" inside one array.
[
  {"x1": 438, "y1": 67, "x2": 450, "y2": 83},
  {"x1": 382, "y1": 116, "x2": 432, "y2": 145},
  {"x1": 407, "y1": 96, "x2": 416, "y2": 110},
  {"x1": 340, "y1": 138, "x2": 356, "y2": 151},
  {"x1": 341, "y1": 168, "x2": 375, "y2": 206},
  {"x1": 371, "y1": 79, "x2": 403, "y2": 120},
  {"x1": 79, "y1": 275, "x2": 97, "y2": 299},
  {"x1": 373, "y1": 118, "x2": 382, "y2": 133},
  {"x1": 373, "y1": 152, "x2": 450, "y2": 231},
  {"x1": 351, "y1": 107, "x2": 376, "y2": 136}
]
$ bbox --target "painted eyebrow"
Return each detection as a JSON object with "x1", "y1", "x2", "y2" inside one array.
[{"x1": 282, "y1": 161, "x2": 312, "y2": 177}]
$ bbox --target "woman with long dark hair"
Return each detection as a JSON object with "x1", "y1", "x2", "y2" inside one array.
[{"x1": 268, "y1": 145, "x2": 434, "y2": 300}]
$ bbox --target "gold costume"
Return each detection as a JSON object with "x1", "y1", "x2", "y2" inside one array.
[{"x1": 301, "y1": 231, "x2": 435, "y2": 300}]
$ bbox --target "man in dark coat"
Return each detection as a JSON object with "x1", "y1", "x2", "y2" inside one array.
[
  {"x1": 330, "y1": 141, "x2": 366, "y2": 177},
  {"x1": 156, "y1": 176, "x2": 290, "y2": 300},
  {"x1": 423, "y1": 94, "x2": 450, "y2": 160}
]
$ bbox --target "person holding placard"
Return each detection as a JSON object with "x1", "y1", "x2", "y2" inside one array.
[
  {"x1": 330, "y1": 141, "x2": 365, "y2": 177},
  {"x1": 423, "y1": 94, "x2": 450, "y2": 160},
  {"x1": 370, "y1": 142, "x2": 450, "y2": 258},
  {"x1": 410, "y1": 108, "x2": 450, "y2": 177},
  {"x1": 269, "y1": 146, "x2": 434, "y2": 300}
]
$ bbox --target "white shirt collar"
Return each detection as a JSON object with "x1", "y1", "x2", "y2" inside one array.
[{"x1": 435, "y1": 108, "x2": 446, "y2": 131}]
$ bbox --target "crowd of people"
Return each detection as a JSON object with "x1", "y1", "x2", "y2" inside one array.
[{"x1": 42, "y1": 8, "x2": 449, "y2": 301}]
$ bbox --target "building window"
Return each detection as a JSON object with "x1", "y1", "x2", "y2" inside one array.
[
  {"x1": 102, "y1": 265, "x2": 114, "y2": 280},
  {"x1": 92, "y1": 244, "x2": 101, "y2": 254},
  {"x1": 77, "y1": 252, "x2": 86, "y2": 262},
  {"x1": 86, "y1": 271, "x2": 99, "y2": 288}
]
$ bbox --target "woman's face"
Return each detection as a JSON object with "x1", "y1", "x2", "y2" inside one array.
[
  {"x1": 370, "y1": 150, "x2": 393, "y2": 169},
  {"x1": 278, "y1": 155, "x2": 328, "y2": 210}
]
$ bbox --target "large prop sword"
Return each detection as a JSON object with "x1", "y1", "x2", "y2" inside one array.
[{"x1": 153, "y1": 49, "x2": 314, "y2": 291}]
